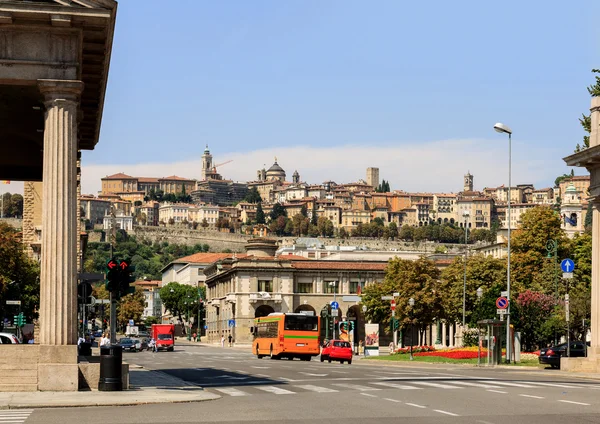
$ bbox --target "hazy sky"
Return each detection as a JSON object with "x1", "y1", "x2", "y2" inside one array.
[{"x1": 5, "y1": 1, "x2": 599, "y2": 196}]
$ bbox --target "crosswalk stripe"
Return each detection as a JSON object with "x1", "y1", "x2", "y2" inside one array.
[
  {"x1": 450, "y1": 381, "x2": 503, "y2": 389},
  {"x1": 294, "y1": 384, "x2": 339, "y2": 393},
  {"x1": 411, "y1": 381, "x2": 463, "y2": 389},
  {"x1": 213, "y1": 387, "x2": 249, "y2": 397},
  {"x1": 255, "y1": 385, "x2": 295, "y2": 395},
  {"x1": 521, "y1": 381, "x2": 582, "y2": 389},
  {"x1": 332, "y1": 383, "x2": 381, "y2": 391},
  {"x1": 371, "y1": 382, "x2": 422, "y2": 390},
  {"x1": 488, "y1": 381, "x2": 536, "y2": 388}
]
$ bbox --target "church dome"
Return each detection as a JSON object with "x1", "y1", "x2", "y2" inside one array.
[
  {"x1": 565, "y1": 183, "x2": 577, "y2": 193},
  {"x1": 266, "y1": 158, "x2": 286, "y2": 181}
]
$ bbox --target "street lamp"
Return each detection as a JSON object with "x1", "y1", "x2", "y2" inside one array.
[
  {"x1": 494, "y1": 122, "x2": 513, "y2": 363},
  {"x1": 546, "y1": 239, "x2": 559, "y2": 345},
  {"x1": 462, "y1": 210, "x2": 470, "y2": 329},
  {"x1": 329, "y1": 282, "x2": 337, "y2": 339},
  {"x1": 408, "y1": 297, "x2": 415, "y2": 361},
  {"x1": 361, "y1": 305, "x2": 367, "y2": 355},
  {"x1": 476, "y1": 287, "x2": 483, "y2": 365},
  {"x1": 476, "y1": 287, "x2": 483, "y2": 300}
]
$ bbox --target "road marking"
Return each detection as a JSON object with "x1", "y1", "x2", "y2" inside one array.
[
  {"x1": 332, "y1": 383, "x2": 381, "y2": 391},
  {"x1": 251, "y1": 366, "x2": 271, "y2": 369},
  {"x1": 255, "y1": 385, "x2": 295, "y2": 395},
  {"x1": 450, "y1": 381, "x2": 503, "y2": 389},
  {"x1": 371, "y1": 382, "x2": 422, "y2": 390},
  {"x1": 519, "y1": 394, "x2": 544, "y2": 399},
  {"x1": 558, "y1": 400, "x2": 590, "y2": 406},
  {"x1": 522, "y1": 381, "x2": 582, "y2": 389},
  {"x1": 411, "y1": 381, "x2": 463, "y2": 389},
  {"x1": 434, "y1": 409, "x2": 459, "y2": 417},
  {"x1": 384, "y1": 398, "x2": 402, "y2": 403},
  {"x1": 360, "y1": 393, "x2": 378, "y2": 398},
  {"x1": 299, "y1": 372, "x2": 329, "y2": 377},
  {"x1": 330, "y1": 370, "x2": 349, "y2": 374},
  {"x1": 294, "y1": 384, "x2": 339, "y2": 393},
  {"x1": 406, "y1": 403, "x2": 426, "y2": 409},
  {"x1": 487, "y1": 390, "x2": 507, "y2": 394},
  {"x1": 0, "y1": 409, "x2": 33, "y2": 424},
  {"x1": 489, "y1": 381, "x2": 535, "y2": 388},
  {"x1": 254, "y1": 374, "x2": 270, "y2": 378},
  {"x1": 213, "y1": 387, "x2": 249, "y2": 397}
]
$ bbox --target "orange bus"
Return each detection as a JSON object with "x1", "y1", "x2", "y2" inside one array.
[{"x1": 253, "y1": 313, "x2": 320, "y2": 361}]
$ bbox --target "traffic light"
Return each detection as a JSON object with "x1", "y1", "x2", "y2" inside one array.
[
  {"x1": 391, "y1": 318, "x2": 399, "y2": 331},
  {"x1": 118, "y1": 260, "x2": 136, "y2": 297},
  {"x1": 13, "y1": 312, "x2": 25, "y2": 327},
  {"x1": 106, "y1": 258, "x2": 120, "y2": 293},
  {"x1": 77, "y1": 282, "x2": 93, "y2": 304}
]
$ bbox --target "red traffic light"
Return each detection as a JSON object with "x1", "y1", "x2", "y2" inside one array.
[
  {"x1": 107, "y1": 259, "x2": 118, "y2": 270},
  {"x1": 119, "y1": 261, "x2": 128, "y2": 270}
]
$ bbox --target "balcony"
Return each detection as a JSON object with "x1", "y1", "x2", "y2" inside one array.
[
  {"x1": 249, "y1": 292, "x2": 283, "y2": 303},
  {"x1": 475, "y1": 216, "x2": 486, "y2": 222},
  {"x1": 226, "y1": 294, "x2": 236, "y2": 304}
]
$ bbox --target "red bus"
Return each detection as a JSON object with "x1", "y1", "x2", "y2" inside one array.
[{"x1": 253, "y1": 313, "x2": 320, "y2": 361}]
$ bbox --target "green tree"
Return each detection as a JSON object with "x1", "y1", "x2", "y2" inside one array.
[
  {"x1": 292, "y1": 214, "x2": 309, "y2": 236},
  {"x1": 587, "y1": 69, "x2": 600, "y2": 96},
  {"x1": 269, "y1": 203, "x2": 287, "y2": 221},
  {"x1": 256, "y1": 202, "x2": 266, "y2": 224},
  {"x1": 387, "y1": 222, "x2": 398, "y2": 240},
  {"x1": 399, "y1": 225, "x2": 414, "y2": 241},
  {"x1": 244, "y1": 187, "x2": 262, "y2": 204},
  {"x1": 317, "y1": 216, "x2": 334, "y2": 237},
  {"x1": 300, "y1": 205, "x2": 308, "y2": 218},
  {"x1": 159, "y1": 282, "x2": 199, "y2": 323},
  {"x1": 512, "y1": 290, "x2": 559, "y2": 351},
  {"x1": 117, "y1": 288, "x2": 145, "y2": 328}
]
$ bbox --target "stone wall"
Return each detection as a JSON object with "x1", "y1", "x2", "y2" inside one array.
[{"x1": 130, "y1": 226, "x2": 468, "y2": 254}]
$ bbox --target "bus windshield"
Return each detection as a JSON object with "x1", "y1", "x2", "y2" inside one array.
[{"x1": 284, "y1": 315, "x2": 318, "y2": 331}]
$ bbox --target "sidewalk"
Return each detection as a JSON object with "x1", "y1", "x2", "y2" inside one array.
[{"x1": 0, "y1": 364, "x2": 220, "y2": 410}]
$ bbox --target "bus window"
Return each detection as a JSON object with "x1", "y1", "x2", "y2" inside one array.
[{"x1": 284, "y1": 315, "x2": 318, "y2": 331}]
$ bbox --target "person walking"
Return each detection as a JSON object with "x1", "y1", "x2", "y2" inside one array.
[
  {"x1": 228, "y1": 333, "x2": 233, "y2": 347},
  {"x1": 221, "y1": 333, "x2": 225, "y2": 348}
]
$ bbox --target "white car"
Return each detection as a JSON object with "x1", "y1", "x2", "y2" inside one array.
[{"x1": 0, "y1": 332, "x2": 20, "y2": 344}]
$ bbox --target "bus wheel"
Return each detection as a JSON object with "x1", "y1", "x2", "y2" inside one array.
[
  {"x1": 287, "y1": 356, "x2": 294, "y2": 361},
  {"x1": 256, "y1": 345, "x2": 262, "y2": 359}
]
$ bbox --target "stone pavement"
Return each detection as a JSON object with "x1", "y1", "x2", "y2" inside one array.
[{"x1": 0, "y1": 364, "x2": 220, "y2": 410}]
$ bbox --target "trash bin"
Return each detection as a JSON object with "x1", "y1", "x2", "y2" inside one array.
[
  {"x1": 99, "y1": 345, "x2": 122, "y2": 391},
  {"x1": 78, "y1": 342, "x2": 92, "y2": 356}
]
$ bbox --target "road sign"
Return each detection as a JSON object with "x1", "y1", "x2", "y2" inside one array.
[
  {"x1": 501, "y1": 291, "x2": 509, "y2": 297},
  {"x1": 204, "y1": 325, "x2": 208, "y2": 330},
  {"x1": 228, "y1": 319, "x2": 235, "y2": 328},
  {"x1": 496, "y1": 297, "x2": 508, "y2": 309},
  {"x1": 5, "y1": 300, "x2": 21, "y2": 305},
  {"x1": 89, "y1": 296, "x2": 96, "y2": 306},
  {"x1": 497, "y1": 309, "x2": 508, "y2": 315},
  {"x1": 393, "y1": 292, "x2": 399, "y2": 297},
  {"x1": 79, "y1": 272, "x2": 104, "y2": 282},
  {"x1": 561, "y1": 258, "x2": 575, "y2": 273},
  {"x1": 390, "y1": 300, "x2": 396, "y2": 311},
  {"x1": 331, "y1": 301, "x2": 339, "y2": 310},
  {"x1": 381, "y1": 296, "x2": 394, "y2": 300},
  {"x1": 563, "y1": 272, "x2": 573, "y2": 279},
  {"x1": 129, "y1": 319, "x2": 134, "y2": 326},
  {"x1": 342, "y1": 295, "x2": 361, "y2": 302}
]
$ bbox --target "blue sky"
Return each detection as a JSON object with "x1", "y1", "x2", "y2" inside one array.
[{"x1": 71, "y1": 1, "x2": 599, "y2": 194}]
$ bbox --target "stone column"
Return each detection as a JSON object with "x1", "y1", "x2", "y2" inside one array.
[
  {"x1": 590, "y1": 199, "x2": 600, "y2": 357},
  {"x1": 37, "y1": 79, "x2": 83, "y2": 346},
  {"x1": 441, "y1": 322, "x2": 447, "y2": 347},
  {"x1": 449, "y1": 324, "x2": 455, "y2": 348}
]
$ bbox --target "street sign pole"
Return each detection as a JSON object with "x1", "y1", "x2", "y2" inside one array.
[
  {"x1": 109, "y1": 291, "x2": 117, "y2": 344},
  {"x1": 566, "y1": 294, "x2": 570, "y2": 358}
]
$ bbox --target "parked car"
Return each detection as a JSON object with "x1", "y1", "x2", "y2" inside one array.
[
  {"x1": 138, "y1": 331, "x2": 150, "y2": 338},
  {"x1": 321, "y1": 339, "x2": 353, "y2": 364},
  {"x1": 134, "y1": 338, "x2": 149, "y2": 351},
  {"x1": 0, "y1": 332, "x2": 19, "y2": 344},
  {"x1": 93, "y1": 331, "x2": 103, "y2": 338},
  {"x1": 118, "y1": 337, "x2": 138, "y2": 352},
  {"x1": 539, "y1": 341, "x2": 588, "y2": 369}
]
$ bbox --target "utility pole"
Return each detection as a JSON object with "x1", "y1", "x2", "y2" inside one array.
[{"x1": 109, "y1": 207, "x2": 117, "y2": 344}]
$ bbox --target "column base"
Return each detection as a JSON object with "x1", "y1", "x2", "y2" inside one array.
[{"x1": 560, "y1": 356, "x2": 600, "y2": 373}]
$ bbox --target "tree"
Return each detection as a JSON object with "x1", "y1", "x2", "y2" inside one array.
[
  {"x1": 269, "y1": 203, "x2": 287, "y2": 221},
  {"x1": 512, "y1": 290, "x2": 559, "y2": 351},
  {"x1": 574, "y1": 70, "x2": 600, "y2": 152},
  {"x1": 387, "y1": 222, "x2": 398, "y2": 240},
  {"x1": 269, "y1": 215, "x2": 288, "y2": 236},
  {"x1": 292, "y1": 214, "x2": 309, "y2": 236},
  {"x1": 587, "y1": 69, "x2": 600, "y2": 97},
  {"x1": 117, "y1": 288, "x2": 145, "y2": 328},
  {"x1": 159, "y1": 282, "x2": 199, "y2": 323},
  {"x1": 300, "y1": 205, "x2": 308, "y2": 218},
  {"x1": 510, "y1": 206, "x2": 569, "y2": 294},
  {"x1": 256, "y1": 202, "x2": 265, "y2": 224},
  {"x1": 1, "y1": 193, "x2": 23, "y2": 218},
  {"x1": 0, "y1": 223, "x2": 40, "y2": 329},
  {"x1": 317, "y1": 216, "x2": 334, "y2": 237},
  {"x1": 399, "y1": 225, "x2": 414, "y2": 241},
  {"x1": 244, "y1": 187, "x2": 262, "y2": 204}
]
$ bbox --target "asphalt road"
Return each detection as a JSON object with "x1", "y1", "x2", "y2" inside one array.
[{"x1": 21, "y1": 344, "x2": 600, "y2": 424}]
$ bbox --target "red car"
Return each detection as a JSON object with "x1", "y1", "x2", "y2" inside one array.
[{"x1": 321, "y1": 340, "x2": 353, "y2": 364}]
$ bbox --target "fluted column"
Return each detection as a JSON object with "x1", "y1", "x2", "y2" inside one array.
[
  {"x1": 590, "y1": 200, "x2": 600, "y2": 357},
  {"x1": 37, "y1": 79, "x2": 83, "y2": 346}
]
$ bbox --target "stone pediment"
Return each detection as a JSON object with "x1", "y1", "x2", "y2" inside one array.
[{"x1": 27, "y1": 0, "x2": 116, "y2": 9}]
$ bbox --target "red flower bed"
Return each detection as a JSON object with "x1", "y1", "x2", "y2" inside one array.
[{"x1": 415, "y1": 350, "x2": 480, "y2": 359}]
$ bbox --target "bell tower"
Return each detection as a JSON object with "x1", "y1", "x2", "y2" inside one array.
[
  {"x1": 201, "y1": 145, "x2": 213, "y2": 180},
  {"x1": 464, "y1": 172, "x2": 473, "y2": 192}
]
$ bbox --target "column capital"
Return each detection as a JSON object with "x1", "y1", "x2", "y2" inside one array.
[{"x1": 38, "y1": 79, "x2": 84, "y2": 104}]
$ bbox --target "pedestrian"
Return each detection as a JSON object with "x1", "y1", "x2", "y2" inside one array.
[
  {"x1": 100, "y1": 333, "x2": 110, "y2": 348},
  {"x1": 221, "y1": 333, "x2": 225, "y2": 348},
  {"x1": 193, "y1": 332, "x2": 197, "y2": 342},
  {"x1": 149, "y1": 338, "x2": 156, "y2": 353},
  {"x1": 228, "y1": 333, "x2": 233, "y2": 347}
]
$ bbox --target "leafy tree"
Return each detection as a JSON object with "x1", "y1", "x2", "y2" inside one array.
[
  {"x1": 587, "y1": 69, "x2": 600, "y2": 96},
  {"x1": 311, "y1": 210, "x2": 318, "y2": 226},
  {"x1": 256, "y1": 202, "x2": 266, "y2": 224},
  {"x1": 1, "y1": 193, "x2": 23, "y2": 218},
  {"x1": 555, "y1": 170, "x2": 574, "y2": 187},
  {"x1": 201, "y1": 218, "x2": 209, "y2": 228},
  {"x1": 570, "y1": 232, "x2": 592, "y2": 287},
  {"x1": 300, "y1": 205, "x2": 308, "y2": 218},
  {"x1": 159, "y1": 282, "x2": 200, "y2": 323},
  {"x1": 338, "y1": 227, "x2": 349, "y2": 239},
  {"x1": 269, "y1": 203, "x2": 287, "y2": 221},
  {"x1": 269, "y1": 215, "x2": 288, "y2": 236},
  {"x1": 584, "y1": 202, "x2": 593, "y2": 232},
  {"x1": 292, "y1": 214, "x2": 309, "y2": 236},
  {"x1": 387, "y1": 222, "x2": 398, "y2": 240},
  {"x1": 244, "y1": 187, "x2": 262, "y2": 204},
  {"x1": 307, "y1": 224, "x2": 319, "y2": 237},
  {"x1": 0, "y1": 223, "x2": 40, "y2": 329},
  {"x1": 512, "y1": 290, "x2": 559, "y2": 351},
  {"x1": 399, "y1": 225, "x2": 414, "y2": 241},
  {"x1": 117, "y1": 288, "x2": 145, "y2": 328},
  {"x1": 144, "y1": 315, "x2": 160, "y2": 326},
  {"x1": 317, "y1": 216, "x2": 334, "y2": 237}
]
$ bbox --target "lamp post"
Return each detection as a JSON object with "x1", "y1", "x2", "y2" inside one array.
[
  {"x1": 476, "y1": 287, "x2": 483, "y2": 365},
  {"x1": 462, "y1": 210, "x2": 470, "y2": 329},
  {"x1": 362, "y1": 305, "x2": 367, "y2": 355},
  {"x1": 409, "y1": 297, "x2": 415, "y2": 361},
  {"x1": 494, "y1": 122, "x2": 513, "y2": 363},
  {"x1": 329, "y1": 282, "x2": 337, "y2": 339},
  {"x1": 546, "y1": 239, "x2": 559, "y2": 345}
]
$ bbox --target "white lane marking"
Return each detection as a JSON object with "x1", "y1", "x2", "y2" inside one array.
[
  {"x1": 0, "y1": 410, "x2": 33, "y2": 424},
  {"x1": 332, "y1": 383, "x2": 381, "y2": 391},
  {"x1": 294, "y1": 384, "x2": 339, "y2": 393},
  {"x1": 255, "y1": 385, "x2": 295, "y2": 395},
  {"x1": 360, "y1": 393, "x2": 378, "y2": 398},
  {"x1": 558, "y1": 400, "x2": 590, "y2": 406},
  {"x1": 201, "y1": 381, "x2": 269, "y2": 387},
  {"x1": 489, "y1": 381, "x2": 535, "y2": 388},
  {"x1": 406, "y1": 403, "x2": 426, "y2": 409},
  {"x1": 451, "y1": 381, "x2": 503, "y2": 389},
  {"x1": 251, "y1": 366, "x2": 270, "y2": 369},
  {"x1": 373, "y1": 370, "x2": 420, "y2": 374},
  {"x1": 487, "y1": 389, "x2": 508, "y2": 394},
  {"x1": 299, "y1": 372, "x2": 329, "y2": 377},
  {"x1": 371, "y1": 382, "x2": 422, "y2": 390},
  {"x1": 434, "y1": 409, "x2": 459, "y2": 417},
  {"x1": 384, "y1": 398, "x2": 402, "y2": 403},
  {"x1": 522, "y1": 381, "x2": 582, "y2": 389},
  {"x1": 411, "y1": 381, "x2": 463, "y2": 389},
  {"x1": 213, "y1": 387, "x2": 249, "y2": 397},
  {"x1": 519, "y1": 394, "x2": 544, "y2": 399},
  {"x1": 254, "y1": 374, "x2": 270, "y2": 378}
]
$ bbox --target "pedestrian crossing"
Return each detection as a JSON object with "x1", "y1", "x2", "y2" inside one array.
[
  {"x1": 207, "y1": 379, "x2": 600, "y2": 398},
  {"x1": 0, "y1": 409, "x2": 33, "y2": 423}
]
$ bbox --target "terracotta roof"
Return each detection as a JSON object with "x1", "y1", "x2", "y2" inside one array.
[
  {"x1": 138, "y1": 177, "x2": 159, "y2": 183},
  {"x1": 134, "y1": 280, "x2": 161, "y2": 287},
  {"x1": 175, "y1": 252, "x2": 237, "y2": 264},
  {"x1": 276, "y1": 254, "x2": 310, "y2": 260},
  {"x1": 291, "y1": 261, "x2": 387, "y2": 271},
  {"x1": 103, "y1": 172, "x2": 135, "y2": 180},
  {"x1": 160, "y1": 175, "x2": 194, "y2": 181}
]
